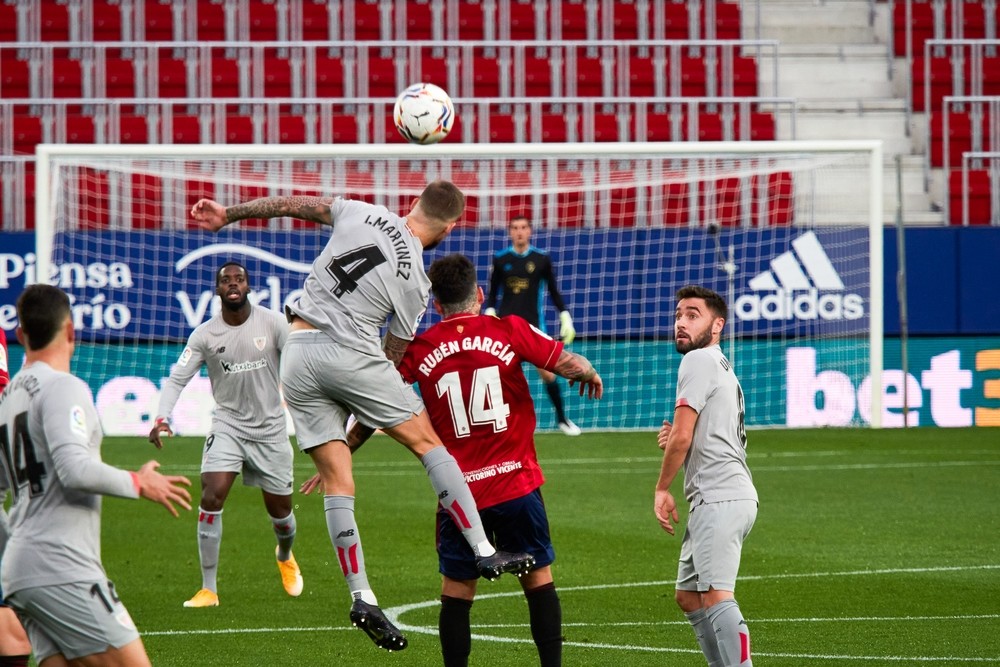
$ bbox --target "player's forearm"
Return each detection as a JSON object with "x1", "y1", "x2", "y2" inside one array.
[
  {"x1": 51, "y1": 445, "x2": 140, "y2": 499},
  {"x1": 552, "y1": 350, "x2": 596, "y2": 383},
  {"x1": 154, "y1": 376, "x2": 191, "y2": 423},
  {"x1": 226, "y1": 196, "x2": 333, "y2": 225},
  {"x1": 656, "y1": 432, "x2": 691, "y2": 491},
  {"x1": 383, "y1": 332, "x2": 410, "y2": 367}
]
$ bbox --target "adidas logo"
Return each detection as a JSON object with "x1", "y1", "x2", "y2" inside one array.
[{"x1": 735, "y1": 231, "x2": 864, "y2": 322}]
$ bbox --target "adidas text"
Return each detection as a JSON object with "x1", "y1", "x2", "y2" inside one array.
[{"x1": 735, "y1": 289, "x2": 864, "y2": 321}]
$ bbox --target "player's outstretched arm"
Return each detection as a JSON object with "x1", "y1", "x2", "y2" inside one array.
[
  {"x1": 148, "y1": 418, "x2": 174, "y2": 449},
  {"x1": 552, "y1": 349, "x2": 603, "y2": 399},
  {"x1": 191, "y1": 195, "x2": 335, "y2": 231},
  {"x1": 135, "y1": 461, "x2": 192, "y2": 517}
]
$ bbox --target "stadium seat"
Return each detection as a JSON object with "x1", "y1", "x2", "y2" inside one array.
[
  {"x1": 911, "y1": 55, "x2": 954, "y2": 113},
  {"x1": 52, "y1": 57, "x2": 84, "y2": 98},
  {"x1": 0, "y1": 55, "x2": 30, "y2": 98},
  {"x1": 299, "y1": 0, "x2": 333, "y2": 39},
  {"x1": 105, "y1": 57, "x2": 137, "y2": 98},
  {"x1": 420, "y1": 54, "x2": 449, "y2": 89},
  {"x1": 662, "y1": 2, "x2": 691, "y2": 39},
  {"x1": 118, "y1": 114, "x2": 150, "y2": 143},
  {"x1": 0, "y1": 2, "x2": 17, "y2": 41},
  {"x1": 486, "y1": 112, "x2": 517, "y2": 142},
  {"x1": 983, "y1": 56, "x2": 1000, "y2": 95},
  {"x1": 711, "y1": 2, "x2": 741, "y2": 39},
  {"x1": 93, "y1": 0, "x2": 124, "y2": 40},
  {"x1": 249, "y1": 2, "x2": 281, "y2": 40},
  {"x1": 731, "y1": 56, "x2": 759, "y2": 97},
  {"x1": 539, "y1": 111, "x2": 569, "y2": 142},
  {"x1": 314, "y1": 54, "x2": 346, "y2": 98},
  {"x1": 77, "y1": 174, "x2": 111, "y2": 230},
  {"x1": 156, "y1": 56, "x2": 189, "y2": 97},
  {"x1": 326, "y1": 113, "x2": 360, "y2": 144},
  {"x1": 405, "y1": 0, "x2": 437, "y2": 40},
  {"x1": 350, "y1": 0, "x2": 386, "y2": 40},
  {"x1": 587, "y1": 111, "x2": 621, "y2": 142},
  {"x1": 196, "y1": 2, "x2": 227, "y2": 40},
  {"x1": 627, "y1": 53, "x2": 658, "y2": 97},
  {"x1": 637, "y1": 111, "x2": 677, "y2": 142},
  {"x1": 611, "y1": 1, "x2": 641, "y2": 39},
  {"x1": 558, "y1": 0, "x2": 592, "y2": 40},
  {"x1": 948, "y1": 168, "x2": 993, "y2": 225},
  {"x1": 680, "y1": 56, "x2": 707, "y2": 97},
  {"x1": 40, "y1": 3, "x2": 71, "y2": 40},
  {"x1": 524, "y1": 55, "x2": 555, "y2": 96},
  {"x1": 457, "y1": 2, "x2": 485, "y2": 39},
  {"x1": 130, "y1": 174, "x2": 165, "y2": 229},
  {"x1": 364, "y1": 56, "x2": 398, "y2": 98},
  {"x1": 12, "y1": 116, "x2": 44, "y2": 154},
  {"x1": 555, "y1": 169, "x2": 585, "y2": 227},
  {"x1": 169, "y1": 114, "x2": 203, "y2": 143},
  {"x1": 756, "y1": 172, "x2": 795, "y2": 226},
  {"x1": 573, "y1": 52, "x2": 605, "y2": 97},
  {"x1": 697, "y1": 112, "x2": 724, "y2": 141},
  {"x1": 142, "y1": 0, "x2": 176, "y2": 40},
  {"x1": 748, "y1": 112, "x2": 776, "y2": 141},
  {"x1": 472, "y1": 53, "x2": 502, "y2": 97},
  {"x1": 508, "y1": 0, "x2": 539, "y2": 39},
  {"x1": 450, "y1": 168, "x2": 480, "y2": 226},
  {"x1": 65, "y1": 115, "x2": 96, "y2": 143},
  {"x1": 277, "y1": 114, "x2": 310, "y2": 143},
  {"x1": 210, "y1": 56, "x2": 242, "y2": 98},
  {"x1": 263, "y1": 54, "x2": 294, "y2": 97},
  {"x1": 224, "y1": 114, "x2": 255, "y2": 143}
]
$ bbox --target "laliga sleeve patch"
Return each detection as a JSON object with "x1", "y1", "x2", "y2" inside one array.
[
  {"x1": 528, "y1": 323, "x2": 554, "y2": 340},
  {"x1": 177, "y1": 347, "x2": 193, "y2": 367},
  {"x1": 70, "y1": 405, "x2": 88, "y2": 438}
]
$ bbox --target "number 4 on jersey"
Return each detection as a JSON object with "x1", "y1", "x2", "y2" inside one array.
[
  {"x1": 436, "y1": 367, "x2": 511, "y2": 438},
  {"x1": 325, "y1": 245, "x2": 388, "y2": 298},
  {"x1": 0, "y1": 412, "x2": 48, "y2": 498}
]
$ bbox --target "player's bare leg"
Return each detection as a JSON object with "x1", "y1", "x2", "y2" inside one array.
[
  {"x1": 263, "y1": 491, "x2": 301, "y2": 597},
  {"x1": 0, "y1": 606, "x2": 30, "y2": 665},
  {"x1": 184, "y1": 470, "x2": 237, "y2": 608},
  {"x1": 677, "y1": 589, "x2": 724, "y2": 667},
  {"x1": 309, "y1": 441, "x2": 407, "y2": 652},
  {"x1": 50, "y1": 638, "x2": 152, "y2": 667},
  {"x1": 383, "y1": 411, "x2": 535, "y2": 579}
]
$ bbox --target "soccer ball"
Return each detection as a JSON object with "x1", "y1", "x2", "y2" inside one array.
[{"x1": 393, "y1": 83, "x2": 455, "y2": 145}]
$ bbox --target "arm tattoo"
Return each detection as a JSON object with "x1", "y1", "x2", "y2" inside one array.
[
  {"x1": 383, "y1": 333, "x2": 411, "y2": 367},
  {"x1": 553, "y1": 350, "x2": 596, "y2": 381},
  {"x1": 226, "y1": 196, "x2": 334, "y2": 225}
]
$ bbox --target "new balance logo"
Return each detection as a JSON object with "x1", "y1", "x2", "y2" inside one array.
[{"x1": 735, "y1": 231, "x2": 864, "y2": 322}]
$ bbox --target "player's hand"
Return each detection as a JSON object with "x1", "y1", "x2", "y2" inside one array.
[
  {"x1": 654, "y1": 487, "x2": 680, "y2": 535},
  {"x1": 657, "y1": 420, "x2": 673, "y2": 450},
  {"x1": 484, "y1": 307, "x2": 497, "y2": 317},
  {"x1": 300, "y1": 473, "x2": 323, "y2": 495},
  {"x1": 190, "y1": 199, "x2": 228, "y2": 232},
  {"x1": 569, "y1": 371, "x2": 603, "y2": 400},
  {"x1": 559, "y1": 311, "x2": 576, "y2": 345},
  {"x1": 136, "y1": 461, "x2": 192, "y2": 517},
  {"x1": 148, "y1": 419, "x2": 173, "y2": 449}
]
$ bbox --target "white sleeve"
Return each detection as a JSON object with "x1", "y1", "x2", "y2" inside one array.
[
  {"x1": 155, "y1": 330, "x2": 206, "y2": 422},
  {"x1": 675, "y1": 351, "x2": 717, "y2": 413}
]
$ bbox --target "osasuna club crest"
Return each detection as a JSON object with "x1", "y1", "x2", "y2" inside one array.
[{"x1": 254, "y1": 336, "x2": 267, "y2": 351}]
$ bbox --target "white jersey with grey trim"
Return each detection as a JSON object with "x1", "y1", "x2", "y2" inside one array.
[
  {"x1": 0, "y1": 362, "x2": 138, "y2": 595},
  {"x1": 675, "y1": 344, "x2": 758, "y2": 507},
  {"x1": 157, "y1": 305, "x2": 289, "y2": 443},
  {"x1": 286, "y1": 198, "x2": 430, "y2": 356}
]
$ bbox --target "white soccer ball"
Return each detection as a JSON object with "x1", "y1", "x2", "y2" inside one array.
[{"x1": 393, "y1": 83, "x2": 455, "y2": 145}]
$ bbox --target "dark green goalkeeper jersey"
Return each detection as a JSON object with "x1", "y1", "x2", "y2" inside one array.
[{"x1": 487, "y1": 246, "x2": 567, "y2": 331}]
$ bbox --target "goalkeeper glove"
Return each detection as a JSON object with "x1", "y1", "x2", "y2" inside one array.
[
  {"x1": 484, "y1": 307, "x2": 497, "y2": 317},
  {"x1": 559, "y1": 311, "x2": 576, "y2": 344}
]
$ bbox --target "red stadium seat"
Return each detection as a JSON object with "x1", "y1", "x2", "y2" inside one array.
[
  {"x1": 351, "y1": 0, "x2": 386, "y2": 40},
  {"x1": 0, "y1": 2, "x2": 17, "y2": 41},
  {"x1": 249, "y1": 2, "x2": 280, "y2": 40},
  {"x1": 697, "y1": 112, "x2": 724, "y2": 141},
  {"x1": 911, "y1": 55, "x2": 953, "y2": 113},
  {"x1": 210, "y1": 56, "x2": 242, "y2": 98},
  {"x1": 486, "y1": 112, "x2": 516, "y2": 142},
  {"x1": 0, "y1": 55, "x2": 30, "y2": 97},
  {"x1": 637, "y1": 111, "x2": 677, "y2": 141},
  {"x1": 450, "y1": 168, "x2": 480, "y2": 226},
  {"x1": 53, "y1": 57, "x2": 84, "y2": 98},
  {"x1": 196, "y1": 2, "x2": 227, "y2": 40},
  {"x1": 314, "y1": 54, "x2": 346, "y2": 98},
  {"x1": 77, "y1": 173, "x2": 110, "y2": 230},
  {"x1": 588, "y1": 111, "x2": 620, "y2": 142},
  {"x1": 41, "y1": 3, "x2": 71, "y2": 40},
  {"x1": 612, "y1": 1, "x2": 641, "y2": 39},
  {"x1": 156, "y1": 56, "x2": 189, "y2": 97},
  {"x1": 118, "y1": 114, "x2": 150, "y2": 143},
  {"x1": 893, "y1": 0, "x2": 934, "y2": 57},
  {"x1": 142, "y1": 0, "x2": 175, "y2": 40},
  {"x1": 65, "y1": 115, "x2": 96, "y2": 143},
  {"x1": 169, "y1": 114, "x2": 203, "y2": 143},
  {"x1": 663, "y1": 2, "x2": 691, "y2": 39},
  {"x1": 224, "y1": 114, "x2": 255, "y2": 143},
  {"x1": 105, "y1": 57, "x2": 137, "y2": 97},
  {"x1": 731, "y1": 56, "x2": 759, "y2": 97},
  {"x1": 263, "y1": 54, "x2": 294, "y2": 97},
  {"x1": 748, "y1": 112, "x2": 776, "y2": 141},
  {"x1": 573, "y1": 52, "x2": 604, "y2": 97},
  {"x1": 680, "y1": 56, "x2": 707, "y2": 97},
  {"x1": 93, "y1": 0, "x2": 124, "y2": 40},
  {"x1": 365, "y1": 56, "x2": 398, "y2": 97},
  {"x1": 628, "y1": 54, "x2": 657, "y2": 96},
  {"x1": 508, "y1": 0, "x2": 539, "y2": 39},
  {"x1": 420, "y1": 54, "x2": 449, "y2": 88},
  {"x1": 458, "y1": 2, "x2": 485, "y2": 39},
  {"x1": 711, "y1": 2, "x2": 741, "y2": 39},
  {"x1": 327, "y1": 113, "x2": 360, "y2": 144},
  {"x1": 130, "y1": 174, "x2": 165, "y2": 229},
  {"x1": 277, "y1": 115, "x2": 309, "y2": 143},
  {"x1": 539, "y1": 111, "x2": 568, "y2": 142},
  {"x1": 758, "y1": 172, "x2": 795, "y2": 226},
  {"x1": 558, "y1": 0, "x2": 591, "y2": 39},
  {"x1": 555, "y1": 169, "x2": 585, "y2": 227},
  {"x1": 405, "y1": 0, "x2": 436, "y2": 40},
  {"x1": 473, "y1": 54, "x2": 502, "y2": 97},
  {"x1": 948, "y1": 169, "x2": 993, "y2": 225},
  {"x1": 12, "y1": 116, "x2": 43, "y2": 154},
  {"x1": 300, "y1": 0, "x2": 332, "y2": 39},
  {"x1": 524, "y1": 56, "x2": 554, "y2": 96}
]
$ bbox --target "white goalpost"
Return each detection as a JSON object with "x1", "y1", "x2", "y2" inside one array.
[{"x1": 34, "y1": 140, "x2": 884, "y2": 433}]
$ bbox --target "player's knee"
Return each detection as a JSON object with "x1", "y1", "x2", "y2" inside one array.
[{"x1": 675, "y1": 589, "x2": 702, "y2": 612}]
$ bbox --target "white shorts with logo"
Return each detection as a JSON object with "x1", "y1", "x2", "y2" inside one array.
[
  {"x1": 676, "y1": 499, "x2": 757, "y2": 593},
  {"x1": 201, "y1": 431, "x2": 294, "y2": 496},
  {"x1": 7, "y1": 579, "x2": 140, "y2": 662},
  {"x1": 280, "y1": 330, "x2": 424, "y2": 451}
]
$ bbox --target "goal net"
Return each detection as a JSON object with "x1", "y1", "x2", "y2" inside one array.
[{"x1": 34, "y1": 141, "x2": 884, "y2": 435}]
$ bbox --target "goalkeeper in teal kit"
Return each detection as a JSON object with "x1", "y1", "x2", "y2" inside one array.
[{"x1": 486, "y1": 216, "x2": 581, "y2": 435}]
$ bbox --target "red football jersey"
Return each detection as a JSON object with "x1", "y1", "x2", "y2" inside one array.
[
  {"x1": 399, "y1": 313, "x2": 564, "y2": 509},
  {"x1": 0, "y1": 332, "x2": 9, "y2": 394}
]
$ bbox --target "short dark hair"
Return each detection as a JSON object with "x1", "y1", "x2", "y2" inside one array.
[
  {"x1": 676, "y1": 285, "x2": 728, "y2": 321},
  {"x1": 428, "y1": 254, "x2": 478, "y2": 315},
  {"x1": 420, "y1": 180, "x2": 465, "y2": 223},
  {"x1": 17, "y1": 284, "x2": 71, "y2": 351},
  {"x1": 509, "y1": 215, "x2": 531, "y2": 228},
  {"x1": 216, "y1": 261, "x2": 249, "y2": 285}
]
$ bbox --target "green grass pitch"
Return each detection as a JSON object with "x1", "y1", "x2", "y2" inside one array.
[{"x1": 95, "y1": 428, "x2": 999, "y2": 666}]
